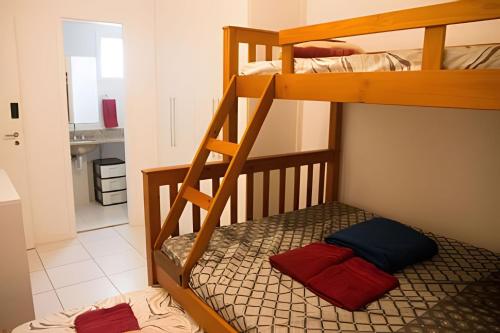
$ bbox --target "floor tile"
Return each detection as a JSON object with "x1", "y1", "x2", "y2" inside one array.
[
  {"x1": 36, "y1": 238, "x2": 82, "y2": 253},
  {"x1": 46, "y1": 260, "x2": 104, "y2": 289},
  {"x1": 32, "y1": 291, "x2": 62, "y2": 319},
  {"x1": 113, "y1": 224, "x2": 144, "y2": 240},
  {"x1": 38, "y1": 244, "x2": 91, "y2": 269},
  {"x1": 56, "y1": 277, "x2": 119, "y2": 310},
  {"x1": 27, "y1": 249, "x2": 44, "y2": 272},
  {"x1": 114, "y1": 225, "x2": 146, "y2": 257},
  {"x1": 30, "y1": 270, "x2": 53, "y2": 294},
  {"x1": 94, "y1": 249, "x2": 145, "y2": 276},
  {"x1": 108, "y1": 267, "x2": 148, "y2": 294},
  {"x1": 134, "y1": 244, "x2": 147, "y2": 258},
  {"x1": 82, "y1": 235, "x2": 137, "y2": 258},
  {"x1": 76, "y1": 202, "x2": 128, "y2": 232},
  {"x1": 77, "y1": 227, "x2": 121, "y2": 245}
]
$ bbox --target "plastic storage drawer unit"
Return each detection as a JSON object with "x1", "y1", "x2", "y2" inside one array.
[{"x1": 93, "y1": 158, "x2": 127, "y2": 206}]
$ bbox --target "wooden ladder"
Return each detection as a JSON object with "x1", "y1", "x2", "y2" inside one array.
[{"x1": 154, "y1": 74, "x2": 275, "y2": 286}]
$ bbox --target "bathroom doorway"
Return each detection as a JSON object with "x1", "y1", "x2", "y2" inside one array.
[{"x1": 63, "y1": 20, "x2": 128, "y2": 232}]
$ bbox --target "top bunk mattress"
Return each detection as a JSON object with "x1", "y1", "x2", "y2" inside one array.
[
  {"x1": 240, "y1": 44, "x2": 500, "y2": 75},
  {"x1": 162, "y1": 202, "x2": 500, "y2": 333}
]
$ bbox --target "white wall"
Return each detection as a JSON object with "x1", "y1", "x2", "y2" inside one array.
[
  {"x1": 301, "y1": 0, "x2": 500, "y2": 252},
  {"x1": 247, "y1": 0, "x2": 305, "y2": 218},
  {"x1": 248, "y1": 0, "x2": 305, "y2": 159},
  {"x1": 13, "y1": 0, "x2": 158, "y2": 244}
]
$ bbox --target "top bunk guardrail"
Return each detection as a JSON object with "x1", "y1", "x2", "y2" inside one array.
[
  {"x1": 278, "y1": 0, "x2": 500, "y2": 73},
  {"x1": 224, "y1": 0, "x2": 500, "y2": 110}
]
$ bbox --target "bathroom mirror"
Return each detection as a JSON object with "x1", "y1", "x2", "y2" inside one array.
[
  {"x1": 63, "y1": 20, "x2": 124, "y2": 127},
  {"x1": 67, "y1": 56, "x2": 99, "y2": 123}
]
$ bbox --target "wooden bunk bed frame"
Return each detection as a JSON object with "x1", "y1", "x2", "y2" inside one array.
[{"x1": 143, "y1": 1, "x2": 500, "y2": 332}]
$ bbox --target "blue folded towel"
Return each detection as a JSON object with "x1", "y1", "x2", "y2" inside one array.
[{"x1": 325, "y1": 217, "x2": 438, "y2": 273}]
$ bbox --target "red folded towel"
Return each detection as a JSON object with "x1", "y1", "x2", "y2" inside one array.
[
  {"x1": 270, "y1": 242, "x2": 354, "y2": 284},
  {"x1": 102, "y1": 99, "x2": 118, "y2": 128},
  {"x1": 74, "y1": 303, "x2": 140, "y2": 333},
  {"x1": 307, "y1": 257, "x2": 399, "y2": 311}
]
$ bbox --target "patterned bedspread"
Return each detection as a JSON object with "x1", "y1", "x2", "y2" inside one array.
[
  {"x1": 239, "y1": 44, "x2": 500, "y2": 75},
  {"x1": 162, "y1": 202, "x2": 500, "y2": 332}
]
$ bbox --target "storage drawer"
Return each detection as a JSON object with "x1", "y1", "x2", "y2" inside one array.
[
  {"x1": 96, "y1": 176, "x2": 126, "y2": 192},
  {"x1": 96, "y1": 189, "x2": 127, "y2": 206},
  {"x1": 93, "y1": 158, "x2": 126, "y2": 179}
]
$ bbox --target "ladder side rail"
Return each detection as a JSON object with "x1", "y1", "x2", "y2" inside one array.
[{"x1": 181, "y1": 75, "x2": 276, "y2": 285}]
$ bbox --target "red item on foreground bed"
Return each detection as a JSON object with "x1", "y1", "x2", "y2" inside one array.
[
  {"x1": 270, "y1": 242, "x2": 354, "y2": 284},
  {"x1": 74, "y1": 303, "x2": 139, "y2": 333},
  {"x1": 307, "y1": 257, "x2": 399, "y2": 311}
]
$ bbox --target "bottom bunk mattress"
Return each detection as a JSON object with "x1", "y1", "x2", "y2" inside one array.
[{"x1": 161, "y1": 202, "x2": 500, "y2": 332}]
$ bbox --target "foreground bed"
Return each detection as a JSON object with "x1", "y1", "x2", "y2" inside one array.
[{"x1": 13, "y1": 287, "x2": 201, "y2": 333}]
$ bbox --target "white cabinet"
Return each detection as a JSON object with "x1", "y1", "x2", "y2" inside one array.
[
  {"x1": 156, "y1": 0, "x2": 248, "y2": 166},
  {"x1": 0, "y1": 170, "x2": 35, "y2": 329},
  {"x1": 155, "y1": 1, "x2": 248, "y2": 231}
]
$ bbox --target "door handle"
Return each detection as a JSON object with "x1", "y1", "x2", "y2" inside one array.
[{"x1": 4, "y1": 131, "x2": 19, "y2": 139}]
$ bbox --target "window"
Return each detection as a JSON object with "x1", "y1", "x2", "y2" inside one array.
[{"x1": 100, "y1": 37, "x2": 123, "y2": 78}]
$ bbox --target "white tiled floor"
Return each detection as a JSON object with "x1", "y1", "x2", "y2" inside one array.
[
  {"x1": 27, "y1": 224, "x2": 148, "y2": 319},
  {"x1": 75, "y1": 202, "x2": 128, "y2": 232}
]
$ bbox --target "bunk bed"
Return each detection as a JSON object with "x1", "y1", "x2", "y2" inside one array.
[{"x1": 143, "y1": 1, "x2": 500, "y2": 332}]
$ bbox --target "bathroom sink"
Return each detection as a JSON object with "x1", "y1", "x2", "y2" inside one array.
[{"x1": 70, "y1": 139, "x2": 97, "y2": 156}]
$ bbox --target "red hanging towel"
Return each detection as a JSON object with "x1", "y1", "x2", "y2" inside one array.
[
  {"x1": 269, "y1": 242, "x2": 354, "y2": 284},
  {"x1": 307, "y1": 257, "x2": 399, "y2": 311},
  {"x1": 74, "y1": 303, "x2": 140, "y2": 333},
  {"x1": 102, "y1": 99, "x2": 118, "y2": 128}
]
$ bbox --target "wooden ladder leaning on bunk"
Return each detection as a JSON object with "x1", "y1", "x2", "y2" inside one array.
[{"x1": 153, "y1": 74, "x2": 276, "y2": 286}]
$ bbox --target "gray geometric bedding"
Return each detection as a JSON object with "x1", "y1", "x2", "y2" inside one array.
[
  {"x1": 162, "y1": 202, "x2": 500, "y2": 332},
  {"x1": 398, "y1": 272, "x2": 500, "y2": 332}
]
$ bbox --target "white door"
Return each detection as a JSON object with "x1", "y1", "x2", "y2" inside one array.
[{"x1": 0, "y1": 6, "x2": 35, "y2": 249}]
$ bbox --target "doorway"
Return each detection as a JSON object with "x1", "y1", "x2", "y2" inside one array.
[{"x1": 62, "y1": 20, "x2": 128, "y2": 232}]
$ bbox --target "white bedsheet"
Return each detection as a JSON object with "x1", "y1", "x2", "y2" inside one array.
[{"x1": 240, "y1": 44, "x2": 500, "y2": 75}]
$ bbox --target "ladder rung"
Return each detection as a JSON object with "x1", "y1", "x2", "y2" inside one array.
[
  {"x1": 206, "y1": 138, "x2": 239, "y2": 157},
  {"x1": 183, "y1": 186, "x2": 212, "y2": 210}
]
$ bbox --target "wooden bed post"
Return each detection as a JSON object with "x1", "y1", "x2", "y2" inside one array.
[
  {"x1": 282, "y1": 45, "x2": 294, "y2": 74},
  {"x1": 223, "y1": 27, "x2": 239, "y2": 224},
  {"x1": 222, "y1": 27, "x2": 239, "y2": 147},
  {"x1": 222, "y1": 27, "x2": 238, "y2": 148},
  {"x1": 325, "y1": 102, "x2": 342, "y2": 202},
  {"x1": 422, "y1": 25, "x2": 446, "y2": 70},
  {"x1": 143, "y1": 173, "x2": 161, "y2": 285}
]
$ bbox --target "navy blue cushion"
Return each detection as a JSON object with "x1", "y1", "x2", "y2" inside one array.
[{"x1": 325, "y1": 217, "x2": 438, "y2": 273}]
